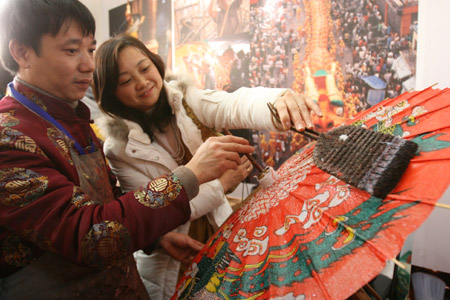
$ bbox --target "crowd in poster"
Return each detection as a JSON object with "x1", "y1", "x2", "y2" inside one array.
[{"x1": 109, "y1": 0, "x2": 418, "y2": 182}]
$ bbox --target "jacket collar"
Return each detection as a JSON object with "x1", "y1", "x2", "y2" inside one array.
[{"x1": 12, "y1": 78, "x2": 91, "y2": 122}]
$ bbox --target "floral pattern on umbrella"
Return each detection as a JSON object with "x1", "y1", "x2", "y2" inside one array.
[{"x1": 173, "y1": 87, "x2": 450, "y2": 300}]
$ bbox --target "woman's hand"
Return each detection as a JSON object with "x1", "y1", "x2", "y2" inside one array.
[
  {"x1": 159, "y1": 232, "x2": 204, "y2": 265},
  {"x1": 186, "y1": 135, "x2": 254, "y2": 184},
  {"x1": 219, "y1": 155, "x2": 253, "y2": 193},
  {"x1": 274, "y1": 90, "x2": 323, "y2": 131}
]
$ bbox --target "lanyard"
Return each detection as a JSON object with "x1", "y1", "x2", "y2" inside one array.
[{"x1": 8, "y1": 82, "x2": 94, "y2": 155}]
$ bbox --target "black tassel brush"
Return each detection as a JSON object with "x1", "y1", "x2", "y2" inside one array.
[{"x1": 268, "y1": 103, "x2": 418, "y2": 199}]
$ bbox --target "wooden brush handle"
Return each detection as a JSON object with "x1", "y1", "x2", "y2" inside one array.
[{"x1": 222, "y1": 128, "x2": 265, "y2": 173}]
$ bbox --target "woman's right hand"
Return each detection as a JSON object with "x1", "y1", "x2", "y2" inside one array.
[{"x1": 186, "y1": 136, "x2": 254, "y2": 184}]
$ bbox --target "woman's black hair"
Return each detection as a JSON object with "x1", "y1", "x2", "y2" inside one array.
[{"x1": 93, "y1": 35, "x2": 173, "y2": 140}]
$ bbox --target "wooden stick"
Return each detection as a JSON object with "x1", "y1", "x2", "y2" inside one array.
[
  {"x1": 435, "y1": 202, "x2": 450, "y2": 209},
  {"x1": 391, "y1": 257, "x2": 407, "y2": 270},
  {"x1": 222, "y1": 128, "x2": 265, "y2": 173},
  {"x1": 363, "y1": 284, "x2": 383, "y2": 300}
]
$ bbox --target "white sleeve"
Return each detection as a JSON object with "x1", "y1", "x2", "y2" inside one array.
[
  {"x1": 185, "y1": 86, "x2": 289, "y2": 131},
  {"x1": 102, "y1": 139, "x2": 154, "y2": 193}
]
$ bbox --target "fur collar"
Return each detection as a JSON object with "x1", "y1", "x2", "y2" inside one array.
[
  {"x1": 96, "y1": 115, "x2": 130, "y2": 143},
  {"x1": 165, "y1": 71, "x2": 196, "y2": 96}
]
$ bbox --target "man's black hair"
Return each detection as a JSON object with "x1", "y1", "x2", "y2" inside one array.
[{"x1": 0, "y1": 0, "x2": 96, "y2": 74}]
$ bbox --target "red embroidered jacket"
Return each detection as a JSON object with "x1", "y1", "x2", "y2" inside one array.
[{"x1": 0, "y1": 81, "x2": 192, "y2": 277}]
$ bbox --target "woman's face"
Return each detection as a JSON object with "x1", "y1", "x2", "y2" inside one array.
[{"x1": 115, "y1": 46, "x2": 163, "y2": 112}]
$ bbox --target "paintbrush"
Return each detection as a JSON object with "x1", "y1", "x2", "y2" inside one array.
[
  {"x1": 267, "y1": 103, "x2": 418, "y2": 199},
  {"x1": 223, "y1": 128, "x2": 279, "y2": 189},
  {"x1": 222, "y1": 128, "x2": 265, "y2": 173}
]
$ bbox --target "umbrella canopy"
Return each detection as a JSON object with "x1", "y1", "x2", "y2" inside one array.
[{"x1": 173, "y1": 87, "x2": 450, "y2": 300}]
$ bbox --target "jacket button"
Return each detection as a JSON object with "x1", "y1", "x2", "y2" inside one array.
[{"x1": 132, "y1": 149, "x2": 136, "y2": 153}]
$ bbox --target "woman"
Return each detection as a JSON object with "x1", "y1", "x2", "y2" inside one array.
[{"x1": 93, "y1": 35, "x2": 321, "y2": 300}]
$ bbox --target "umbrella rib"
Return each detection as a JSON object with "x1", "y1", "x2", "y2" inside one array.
[
  {"x1": 387, "y1": 194, "x2": 450, "y2": 209},
  {"x1": 274, "y1": 181, "x2": 398, "y2": 293},
  {"x1": 407, "y1": 88, "x2": 450, "y2": 107},
  {"x1": 350, "y1": 89, "x2": 450, "y2": 133},
  {"x1": 297, "y1": 245, "x2": 335, "y2": 300},
  {"x1": 395, "y1": 102, "x2": 450, "y2": 132},
  {"x1": 411, "y1": 157, "x2": 450, "y2": 163},
  {"x1": 327, "y1": 210, "x2": 405, "y2": 271},
  {"x1": 349, "y1": 85, "x2": 440, "y2": 121},
  {"x1": 320, "y1": 208, "x2": 393, "y2": 263},
  {"x1": 366, "y1": 89, "x2": 450, "y2": 135},
  {"x1": 285, "y1": 183, "x2": 401, "y2": 272},
  {"x1": 269, "y1": 182, "x2": 360, "y2": 299}
]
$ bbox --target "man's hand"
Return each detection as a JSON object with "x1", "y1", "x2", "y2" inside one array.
[
  {"x1": 159, "y1": 232, "x2": 204, "y2": 265},
  {"x1": 274, "y1": 90, "x2": 323, "y2": 131},
  {"x1": 186, "y1": 135, "x2": 254, "y2": 184}
]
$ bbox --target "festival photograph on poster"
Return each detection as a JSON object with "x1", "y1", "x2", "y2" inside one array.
[
  {"x1": 109, "y1": 0, "x2": 173, "y2": 66},
  {"x1": 171, "y1": 0, "x2": 418, "y2": 182},
  {"x1": 109, "y1": 0, "x2": 418, "y2": 183},
  {"x1": 243, "y1": 0, "x2": 418, "y2": 178},
  {"x1": 172, "y1": 0, "x2": 251, "y2": 91}
]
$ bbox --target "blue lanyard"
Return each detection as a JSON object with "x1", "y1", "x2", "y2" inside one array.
[{"x1": 8, "y1": 82, "x2": 94, "y2": 155}]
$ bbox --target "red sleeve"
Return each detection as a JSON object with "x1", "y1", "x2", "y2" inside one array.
[{"x1": 0, "y1": 143, "x2": 191, "y2": 268}]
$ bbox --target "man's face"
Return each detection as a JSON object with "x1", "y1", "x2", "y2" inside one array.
[{"x1": 21, "y1": 21, "x2": 96, "y2": 103}]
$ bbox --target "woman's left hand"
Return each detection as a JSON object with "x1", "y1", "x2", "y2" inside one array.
[
  {"x1": 274, "y1": 90, "x2": 322, "y2": 131},
  {"x1": 160, "y1": 232, "x2": 204, "y2": 265},
  {"x1": 219, "y1": 155, "x2": 253, "y2": 194}
]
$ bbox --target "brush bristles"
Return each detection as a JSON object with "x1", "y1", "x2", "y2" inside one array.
[{"x1": 313, "y1": 125, "x2": 418, "y2": 198}]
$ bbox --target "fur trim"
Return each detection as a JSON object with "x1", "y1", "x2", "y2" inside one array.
[
  {"x1": 95, "y1": 115, "x2": 130, "y2": 142},
  {"x1": 165, "y1": 71, "x2": 196, "y2": 95}
]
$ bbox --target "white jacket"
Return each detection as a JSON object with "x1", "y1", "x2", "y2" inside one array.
[{"x1": 97, "y1": 73, "x2": 287, "y2": 300}]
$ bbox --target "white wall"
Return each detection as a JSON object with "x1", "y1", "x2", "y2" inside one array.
[
  {"x1": 415, "y1": 0, "x2": 450, "y2": 90},
  {"x1": 79, "y1": 0, "x2": 127, "y2": 46},
  {"x1": 411, "y1": 0, "x2": 450, "y2": 273},
  {"x1": 82, "y1": 0, "x2": 450, "y2": 272}
]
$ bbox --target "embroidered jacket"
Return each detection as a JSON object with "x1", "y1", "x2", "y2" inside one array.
[{"x1": 0, "y1": 80, "x2": 196, "y2": 278}]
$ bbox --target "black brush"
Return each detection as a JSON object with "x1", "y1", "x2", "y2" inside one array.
[{"x1": 267, "y1": 103, "x2": 418, "y2": 199}]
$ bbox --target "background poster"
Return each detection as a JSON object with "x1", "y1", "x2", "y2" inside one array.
[
  {"x1": 109, "y1": 0, "x2": 418, "y2": 182},
  {"x1": 110, "y1": 0, "x2": 173, "y2": 66}
]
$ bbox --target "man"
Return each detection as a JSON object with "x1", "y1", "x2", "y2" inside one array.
[{"x1": 0, "y1": 1, "x2": 254, "y2": 298}]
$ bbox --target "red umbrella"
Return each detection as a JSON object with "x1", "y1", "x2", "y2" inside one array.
[{"x1": 172, "y1": 87, "x2": 450, "y2": 300}]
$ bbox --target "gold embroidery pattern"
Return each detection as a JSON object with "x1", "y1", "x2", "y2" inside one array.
[
  {"x1": 0, "y1": 167, "x2": 48, "y2": 207},
  {"x1": 0, "y1": 111, "x2": 20, "y2": 127},
  {"x1": 2, "y1": 233, "x2": 35, "y2": 268},
  {"x1": 0, "y1": 127, "x2": 47, "y2": 157},
  {"x1": 81, "y1": 221, "x2": 131, "y2": 267},
  {"x1": 71, "y1": 186, "x2": 95, "y2": 208},
  {"x1": 134, "y1": 174, "x2": 182, "y2": 208},
  {"x1": 47, "y1": 128, "x2": 73, "y2": 165}
]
